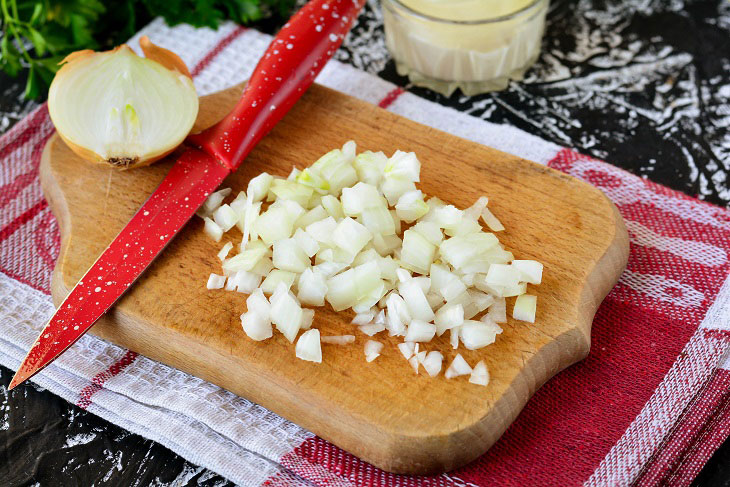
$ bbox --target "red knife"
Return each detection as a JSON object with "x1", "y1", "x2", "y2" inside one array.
[{"x1": 9, "y1": 0, "x2": 365, "y2": 390}]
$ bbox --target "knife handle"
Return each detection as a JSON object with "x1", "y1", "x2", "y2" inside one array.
[{"x1": 188, "y1": 0, "x2": 365, "y2": 170}]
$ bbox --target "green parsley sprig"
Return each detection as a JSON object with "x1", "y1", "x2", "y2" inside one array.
[{"x1": 0, "y1": 0, "x2": 295, "y2": 100}]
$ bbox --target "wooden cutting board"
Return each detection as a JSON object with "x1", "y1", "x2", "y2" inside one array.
[{"x1": 40, "y1": 82, "x2": 629, "y2": 475}]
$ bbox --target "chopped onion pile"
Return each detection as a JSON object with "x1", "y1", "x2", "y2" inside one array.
[{"x1": 201, "y1": 141, "x2": 544, "y2": 385}]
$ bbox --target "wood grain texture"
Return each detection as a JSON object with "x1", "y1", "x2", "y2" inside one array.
[{"x1": 40, "y1": 82, "x2": 629, "y2": 475}]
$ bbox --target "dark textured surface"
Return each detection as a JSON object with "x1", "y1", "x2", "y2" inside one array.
[{"x1": 1, "y1": 0, "x2": 729, "y2": 485}]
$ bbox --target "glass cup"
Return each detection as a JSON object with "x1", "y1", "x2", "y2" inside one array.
[{"x1": 382, "y1": 0, "x2": 550, "y2": 96}]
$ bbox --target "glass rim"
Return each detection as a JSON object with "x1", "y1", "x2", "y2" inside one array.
[{"x1": 384, "y1": 0, "x2": 546, "y2": 25}]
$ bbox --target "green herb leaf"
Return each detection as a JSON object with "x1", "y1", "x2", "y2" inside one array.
[{"x1": 2, "y1": 0, "x2": 296, "y2": 101}]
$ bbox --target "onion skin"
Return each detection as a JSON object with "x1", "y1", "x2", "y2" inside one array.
[{"x1": 49, "y1": 39, "x2": 197, "y2": 170}]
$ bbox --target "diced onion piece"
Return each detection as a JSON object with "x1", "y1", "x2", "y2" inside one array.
[
  {"x1": 460, "y1": 320, "x2": 502, "y2": 350},
  {"x1": 199, "y1": 188, "x2": 231, "y2": 217},
  {"x1": 426, "y1": 292, "x2": 444, "y2": 310},
  {"x1": 296, "y1": 268, "x2": 328, "y2": 306},
  {"x1": 395, "y1": 190, "x2": 428, "y2": 222},
  {"x1": 359, "y1": 322, "x2": 386, "y2": 336},
  {"x1": 433, "y1": 205, "x2": 463, "y2": 228},
  {"x1": 287, "y1": 167, "x2": 301, "y2": 181},
  {"x1": 203, "y1": 217, "x2": 223, "y2": 242},
  {"x1": 469, "y1": 360, "x2": 490, "y2": 386},
  {"x1": 434, "y1": 303, "x2": 464, "y2": 336},
  {"x1": 213, "y1": 204, "x2": 238, "y2": 232},
  {"x1": 381, "y1": 177, "x2": 416, "y2": 206},
  {"x1": 439, "y1": 233, "x2": 499, "y2": 270},
  {"x1": 385, "y1": 293, "x2": 410, "y2": 336},
  {"x1": 469, "y1": 290, "x2": 495, "y2": 313},
  {"x1": 485, "y1": 263, "x2": 521, "y2": 289},
  {"x1": 512, "y1": 260, "x2": 543, "y2": 285},
  {"x1": 296, "y1": 329, "x2": 322, "y2": 363},
  {"x1": 400, "y1": 230, "x2": 436, "y2": 275},
  {"x1": 352, "y1": 309, "x2": 376, "y2": 325},
  {"x1": 502, "y1": 282, "x2": 527, "y2": 297},
  {"x1": 321, "y1": 335, "x2": 355, "y2": 345},
  {"x1": 270, "y1": 179, "x2": 313, "y2": 206},
  {"x1": 398, "y1": 341, "x2": 415, "y2": 360},
  {"x1": 481, "y1": 207, "x2": 504, "y2": 232},
  {"x1": 341, "y1": 182, "x2": 381, "y2": 216},
  {"x1": 217, "y1": 242, "x2": 233, "y2": 261},
  {"x1": 228, "y1": 270, "x2": 262, "y2": 294},
  {"x1": 240, "y1": 193, "x2": 259, "y2": 243},
  {"x1": 385, "y1": 150, "x2": 420, "y2": 182},
  {"x1": 325, "y1": 269, "x2": 358, "y2": 311},
  {"x1": 398, "y1": 280, "x2": 435, "y2": 322},
  {"x1": 487, "y1": 297, "x2": 507, "y2": 323},
  {"x1": 353, "y1": 249, "x2": 381, "y2": 268},
  {"x1": 318, "y1": 194, "x2": 342, "y2": 219},
  {"x1": 353, "y1": 151, "x2": 387, "y2": 185},
  {"x1": 360, "y1": 206, "x2": 396, "y2": 235},
  {"x1": 300, "y1": 308, "x2": 315, "y2": 330},
  {"x1": 313, "y1": 261, "x2": 347, "y2": 278},
  {"x1": 260, "y1": 269, "x2": 297, "y2": 294},
  {"x1": 450, "y1": 327, "x2": 460, "y2": 349},
  {"x1": 222, "y1": 246, "x2": 268, "y2": 274},
  {"x1": 310, "y1": 149, "x2": 358, "y2": 194},
  {"x1": 305, "y1": 216, "x2": 338, "y2": 247},
  {"x1": 444, "y1": 353, "x2": 472, "y2": 379},
  {"x1": 364, "y1": 340, "x2": 384, "y2": 362},
  {"x1": 404, "y1": 320, "x2": 436, "y2": 342},
  {"x1": 251, "y1": 257, "x2": 274, "y2": 277},
  {"x1": 240, "y1": 289, "x2": 272, "y2": 341},
  {"x1": 415, "y1": 350, "x2": 427, "y2": 364},
  {"x1": 292, "y1": 228, "x2": 319, "y2": 258},
  {"x1": 412, "y1": 221, "x2": 444, "y2": 246},
  {"x1": 513, "y1": 294, "x2": 537, "y2": 323},
  {"x1": 296, "y1": 167, "x2": 330, "y2": 193},
  {"x1": 390, "y1": 210, "x2": 402, "y2": 234},
  {"x1": 270, "y1": 284, "x2": 303, "y2": 343},
  {"x1": 273, "y1": 238, "x2": 310, "y2": 273},
  {"x1": 464, "y1": 196, "x2": 488, "y2": 220},
  {"x1": 294, "y1": 205, "x2": 328, "y2": 230},
  {"x1": 247, "y1": 173, "x2": 273, "y2": 203},
  {"x1": 372, "y1": 234, "x2": 402, "y2": 256},
  {"x1": 412, "y1": 277, "x2": 431, "y2": 294},
  {"x1": 396, "y1": 268, "x2": 412, "y2": 283},
  {"x1": 206, "y1": 273, "x2": 226, "y2": 289},
  {"x1": 333, "y1": 217, "x2": 372, "y2": 257},
  {"x1": 445, "y1": 217, "x2": 482, "y2": 237},
  {"x1": 408, "y1": 355, "x2": 420, "y2": 374},
  {"x1": 378, "y1": 257, "x2": 399, "y2": 282},
  {"x1": 255, "y1": 206, "x2": 295, "y2": 245},
  {"x1": 422, "y1": 351, "x2": 443, "y2": 377}
]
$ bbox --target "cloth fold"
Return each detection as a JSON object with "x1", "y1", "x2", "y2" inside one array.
[{"x1": 1, "y1": 18, "x2": 729, "y2": 487}]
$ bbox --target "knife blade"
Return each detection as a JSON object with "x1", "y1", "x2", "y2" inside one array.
[{"x1": 10, "y1": 0, "x2": 365, "y2": 390}]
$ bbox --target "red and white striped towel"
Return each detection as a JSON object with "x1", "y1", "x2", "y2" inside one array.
[{"x1": 1, "y1": 19, "x2": 729, "y2": 487}]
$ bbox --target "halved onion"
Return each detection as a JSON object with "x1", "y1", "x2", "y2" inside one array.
[{"x1": 48, "y1": 37, "x2": 198, "y2": 169}]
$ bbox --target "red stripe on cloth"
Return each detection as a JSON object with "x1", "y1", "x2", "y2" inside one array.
[
  {"x1": 0, "y1": 199, "x2": 48, "y2": 244},
  {"x1": 0, "y1": 105, "x2": 50, "y2": 155},
  {"x1": 76, "y1": 350, "x2": 139, "y2": 409},
  {"x1": 636, "y1": 368, "x2": 730, "y2": 486},
  {"x1": 378, "y1": 87, "x2": 405, "y2": 108},
  {"x1": 277, "y1": 436, "x2": 458, "y2": 487},
  {"x1": 190, "y1": 26, "x2": 247, "y2": 77}
]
